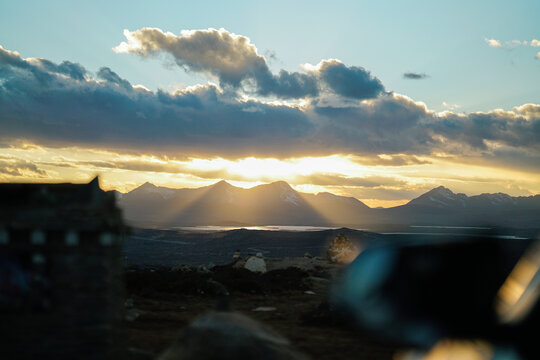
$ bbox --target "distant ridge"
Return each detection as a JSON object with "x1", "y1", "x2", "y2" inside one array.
[{"x1": 116, "y1": 181, "x2": 540, "y2": 228}]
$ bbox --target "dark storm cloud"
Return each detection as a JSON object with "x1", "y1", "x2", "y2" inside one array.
[
  {"x1": 435, "y1": 110, "x2": 540, "y2": 150},
  {"x1": 312, "y1": 94, "x2": 436, "y2": 154},
  {"x1": 316, "y1": 60, "x2": 385, "y2": 99},
  {"x1": 0, "y1": 46, "x2": 86, "y2": 82},
  {"x1": 478, "y1": 146, "x2": 540, "y2": 174},
  {"x1": 113, "y1": 28, "x2": 383, "y2": 100},
  {"x1": 254, "y1": 69, "x2": 319, "y2": 98},
  {"x1": 97, "y1": 67, "x2": 131, "y2": 89},
  {"x1": 36, "y1": 59, "x2": 87, "y2": 81},
  {"x1": 0, "y1": 45, "x2": 539, "y2": 170},
  {"x1": 0, "y1": 45, "x2": 314, "y2": 157},
  {"x1": 403, "y1": 72, "x2": 429, "y2": 80},
  {"x1": 312, "y1": 95, "x2": 540, "y2": 169}
]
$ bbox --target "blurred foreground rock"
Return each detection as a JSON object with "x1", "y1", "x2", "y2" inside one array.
[
  {"x1": 159, "y1": 311, "x2": 310, "y2": 360},
  {"x1": 333, "y1": 236, "x2": 540, "y2": 360}
]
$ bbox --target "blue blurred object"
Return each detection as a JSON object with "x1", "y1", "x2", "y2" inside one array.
[{"x1": 332, "y1": 236, "x2": 540, "y2": 359}]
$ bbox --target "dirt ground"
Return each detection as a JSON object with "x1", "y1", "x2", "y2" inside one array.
[{"x1": 123, "y1": 259, "x2": 400, "y2": 360}]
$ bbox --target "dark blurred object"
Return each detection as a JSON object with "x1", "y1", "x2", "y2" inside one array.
[
  {"x1": 0, "y1": 178, "x2": 126, "y2": 359},
  {"x1": 159, "y1": 311, "x2": 310, "y2": 360},
  {"x1": 332, "y1": 236, "x2": 540, "y2": 359}
]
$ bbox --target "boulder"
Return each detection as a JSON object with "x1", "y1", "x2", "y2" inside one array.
[{"x1": 244, "y1": 253, "x2": 267, "y2": 273}]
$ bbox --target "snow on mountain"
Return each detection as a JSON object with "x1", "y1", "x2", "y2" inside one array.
[
  {"x1": 473, "y1": 193, "x2": 516, "y2": 206},
  {"x1": 117, "y1": 181, "x2": 540, "y2": 227},
  {"x1": 428, "y1": 196, "x2": 450, "y2": 207},
  {"x1": 278, "y1": 181, "x2": 301, "y2": 205},
  {"x1": 434, "y1": 186, "x2": 456, "y2": 201},
  {"x1": 406, "y1": 186, "x2": 536, "y2": 213},
  {"x1": 408, "y1": 186, "x2": 468, "y2": 208}
]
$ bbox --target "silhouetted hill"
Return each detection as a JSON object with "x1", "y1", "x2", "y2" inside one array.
[
  {"x1": 117, "y1": 181, "x2": 540, "y2": 228},
  {"x1": 119, "y1": 180, "x2": 330, "y2": 226},
  {"x1": 383, "y1": 186, "x2": 540, "y2": 228}
]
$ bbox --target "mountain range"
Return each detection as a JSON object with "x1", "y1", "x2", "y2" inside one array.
[{"x1": 115, "y1": 181, "x2": 540, "y2": 228}]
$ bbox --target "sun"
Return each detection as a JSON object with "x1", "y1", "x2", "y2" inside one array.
[{"x1": 185, "y1": 155, "x2": 368, "y2": 183}]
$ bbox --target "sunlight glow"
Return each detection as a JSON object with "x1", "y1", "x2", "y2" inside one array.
[
  {"x1": 1, "y1": 143, "x2": 539, "y2": 207},
  {"x1": 395, "y1": 339, "x2": 494, "y2": 360},
  {"x1": 186, "y1": 155, "x2": 365, "y2": 181}
]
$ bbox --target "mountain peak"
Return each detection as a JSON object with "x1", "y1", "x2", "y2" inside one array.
[
  {"x1": 430, "y1": 185, "x2": 453, "y2": 194},
  {"x1": 117, "y1": 180, "x2": 540, "y2": 227},
  {"x1": 214, "y1": 179, "x2": 232, "y2": 186},
  {"x1": 210, "y1": 180, "x2": 235, "y2": 190},
  {"x1": 137, "y1": 181, "x2": 157, "y2": 190},
  {"x1": 129, "y1": 181, "x2": 178, "y2": 199},
  {"x1": 424, "y1": 186, "x2": 457, "y2": 199},
  {"x1": 317, "y1": 191, "x2": 338, "y2": 198},
  {"x1": 254, "y1": 181, "x2": 300, "y2": 205},
  {"x1": 407, "y1": 185, "x2": 461, "y2": 208},
  {"x1": 271, "y1": 180, "x2": 293, "y2": 189}
]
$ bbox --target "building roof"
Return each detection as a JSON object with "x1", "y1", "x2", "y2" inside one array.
[{"x1": 0, "y1": 177, "x2": 123, "y2": 230}]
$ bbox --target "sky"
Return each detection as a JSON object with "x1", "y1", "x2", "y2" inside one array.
[{"x1": 0, "y1": 0, "x2": 539, "y2": 207}]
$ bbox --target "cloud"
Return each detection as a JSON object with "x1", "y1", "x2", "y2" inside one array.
[
  {"x1": 485, "y1": 38, "x2": 503, "y2": 48},
  {"x1": 113, "y1": 28, "x2": 383, "y2": 100},
  {"x1": 97, "y1": 67, "x2": 131, "y2": 89},
  {"x1": 114, "y1": 28, "x2": 267, "y2": 88},
  {"x1": 403, "y1": 72, "x2": 429, "y2": 80},
  {"x1": 442, "y1": 102, "x2": 461, "y2": 110},
  {"x1": 312, "y1": 93, "x2": 437, "y2": 155},
  {"x1": 0, "y1": 156, "x2": 47, "y2": 177},
  {"x1": 354, "y1": 154, "x2": 432, "y2": 166},
  {"x1": 444, "y1": 109, "x2": 539, "y2": 149},
  {"x1": 484, "y1": 38, "x2": 540, "y2": 58},
  {"x1": 514, "y1": 103, "x2": 540, "y2": 118},
  {"x1": 0, "y1": 44, "x2": 539, "y2": 172},
  {"x1": 507, "y1": 40, "x2": 528, "y2": 49},
  {"x1": 48, "y1": 157, "x2": 232, "y2": 180},
  {"x1": 293, "y1": 173, "x2": 406, "y2": 188},
  {"x1": 0, "y1": 45, "x2": 317, "y2": 157},
  {"x1": 0, "y1": 45, "x2": 87, "y2": 86},
  {"x1": 505, "y1": 39, "x2": 540, "y2": 49},
  {"x1": 254, "y1": 69, "x2": 319, "y2": 98},
  {"x1": 307, "y1": 59, "x2": 385, "y2": 99},
  {"x1": 484, "y1": 146, "x2": 540, "y2": 173},
  {"x1": 113, "y1": 27, "x2": 318, "y2": 98},
  {"x1": 71, "y1": 159, "x2": 184, "y2": 173}
]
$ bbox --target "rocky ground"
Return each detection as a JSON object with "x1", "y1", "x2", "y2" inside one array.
[
  {"x1": 123, "y1": 227, "x2": 380, "y2": 268},
  {"x1": 123, "y1": 257, "x2": 400, "y2": 360}
]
